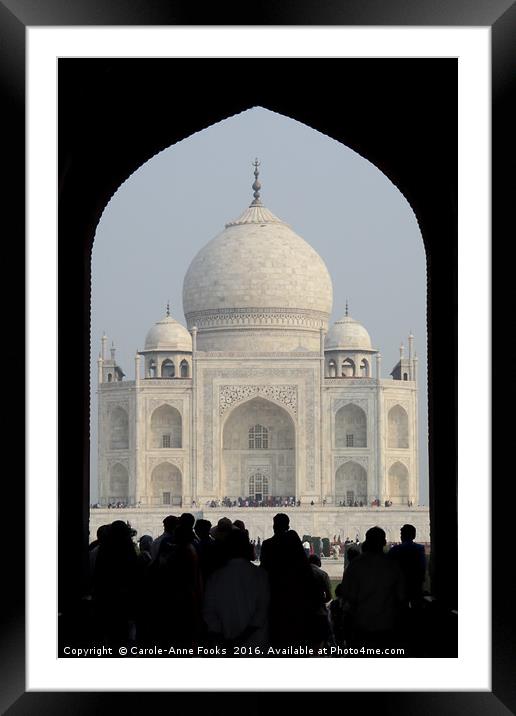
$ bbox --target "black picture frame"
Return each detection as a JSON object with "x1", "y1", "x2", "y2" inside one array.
[{"x1": 6, "y1": 1, "x2": 510, "y2": 712}]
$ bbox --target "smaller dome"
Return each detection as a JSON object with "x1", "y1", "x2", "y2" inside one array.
[
  {"x1": 144, "y1": 314, "x2": 192, "y2": 352},
  {"x1": 325, "y1": 315, "x2": 372, "y2": 351}
]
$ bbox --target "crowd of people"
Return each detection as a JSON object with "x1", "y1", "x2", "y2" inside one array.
[
  {"x1": 87, "y1": 512, "x2": 427, "y2": 656},
  {"x1": 91, "y1": 499, "x2": 418, "y2": 509},
  {"x1": 206, "y1": 496, "x2": 299, "y2": 508}
]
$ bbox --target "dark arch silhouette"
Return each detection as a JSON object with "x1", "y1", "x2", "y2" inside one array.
[{"x1": 58, "y1": 58, "x2": 457, "y2": 612}]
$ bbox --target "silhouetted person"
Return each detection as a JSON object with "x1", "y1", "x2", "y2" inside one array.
[
  {"x1": 308, "y1": 555, "x2": 332, "y2": 603},
  {"x1": 233, "y1": 519, "x2": 256, "y2": 560},
  {"x1": 344, "y1": 542, "x2": 362, "y2": 569},
  {"x1": 203, "y1": 528, "x2": 270, "y2": 651},
  {"x1": 340, "y1": 526, "x2": 405, "y2": 650},
  {"x1": 134, "y1": 535, "x2": 153, "y2": 644},
  {"x1": 151, "y1": 515, "x2": 178, "y2": 560},
  {"x1": 259, "y1": 513, "x2": 290, "y2": 575},
  {"x1": 194, "y1": 519, "x2": 217, "y2": 582},
  {"x1": 93, "y1": 520, "x2": 138, "y2": 645},
  {"x1": 179, "y1": 512, "x2": 198, "y2": 544},
  {"x1": 137, "y1": 535, "x2": 153, "y2": 568},
  {"x1": 308, "y1": 554, "x2": 333, "y2": 646},
  {"x1": 389, "y1": 524, "x2": 426, "y2": 608},
  {"x1": 261, "y1": 515, "x2": 321, "y2": 648},
  {"x1": 331, "y1": 546, "x2": 361, "y2": 645},
  {"x1": 255, "y1": 536, "x2": 262, "y2": 560},
  {"x1": 149, "y1": 523, "x2": 202, "y2": 647},
  {"x1": 88, "y1": 524, "x2": 110, "y2": 593}
]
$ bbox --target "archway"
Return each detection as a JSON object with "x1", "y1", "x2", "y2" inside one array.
[
  {"x1": 335, "y1": 461, "x2": 368, "y2": 505},
  {"x1": 109, "y1": 462, "x2": 129, "y2": 503},
  {"x1": 341, "y1": 358, "x2": 355, "y2": 377},
  {"x1": 222, "y1": 397, "x2": 295, "y2": 502},
  {"x1": 109, "y1": 406, "x2": 128, "y2": 449},
  {"x1": 150, "y1": 462, "x2": 182, "y2": 506},
  {"x1": 58, "y1": 59, "x2": 459, "y2": 612},
  {"x1": 335, "y1": 403, "x2": 367, "y2": 448},
  {"x1": 388, "y1": 404, "x2": 409, "y2": 448},
  {"x1": 388, "y1": 461, "x2": 409, "y2": 505},
  {"x1": 161, "y1": 359, "x2": 175, "y2": 378},
  {"x1": 150, "y1": 404, "x2": 182, "y2": 448}
]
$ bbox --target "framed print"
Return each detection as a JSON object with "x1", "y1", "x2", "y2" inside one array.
[{"x1": 2, "y1": 0, "x2": 511, "y2": 711}]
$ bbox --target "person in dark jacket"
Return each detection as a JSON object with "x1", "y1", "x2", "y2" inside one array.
[{"x1": 389, "y1": 524, "x2": 426, "y2": 608}]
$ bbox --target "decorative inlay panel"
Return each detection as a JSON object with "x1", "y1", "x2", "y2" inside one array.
[
  {"x1": 147, "y1": 398, "x2": 183, "y2": 412},
  {"x1": 186, "y1": 306, "x2": 329, "y2": 330},
  {"x1": 146, "y1": 456, "x2": 184, "y2": 472},
  {"x1": 200, "y1": 366, "x2": 315, "y2": 491},
  {"x1": 219, "y1": 384, "x2": 297, "y2": 416},
  {"x1": 386, "y1": 399, "x2": 410, "y2": 412},
  {"x1": 334, "y1": 398, "x2": 368, "y2": 412},
  {"x1": 335, "y1": 455, "x2": 369, "y2": 470}
]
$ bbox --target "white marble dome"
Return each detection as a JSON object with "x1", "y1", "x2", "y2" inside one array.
[
  {"x1": 144, "y1": 314, "x2": 192, "y2": 352},
  {"x1": 325, "y1": 315, "x2": 372, "y2": 351},
  {"x1": 182, "y1": 199, "x2": 333, "y2": 353}
]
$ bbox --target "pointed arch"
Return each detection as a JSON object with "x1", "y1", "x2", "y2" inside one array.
[
  {"x1": 388, "y1": 461, "x2": 409, "y2": 505},
  {"x1": 222, "y1": 397, "x2": 295, "y2": 499},
  {"x1": 150, "y1": 404, "x2": 182, "y2": 448},
  {"x1": 161, "y1": 359, "x2": 175, "y2": 378},
  {"x1": 335, "y1": 403, "x2": 367, "y2": 448},
  {"x1": 341, "y1": 358, "x2": 355, "y2": 377},
  {"x1": 110, "y1": 406, "x2": 129, "y2": 449},
  {"x1": 335, "y1": 461, "x2": 367, "y2": 505},
  {"x1": 150, "y1": 462, "x2": 182, "y2": 506},
  {"x1": 388, "y1": 404, "x2": 409, "y2": 448},
  {"x1": 109, "y1": 462, "x2": 129, "y2": 502}
]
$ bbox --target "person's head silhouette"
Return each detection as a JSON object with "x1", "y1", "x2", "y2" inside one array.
[
  {"x1": 226, "y1": 527, "x2": 252, "y2": 560},
  {"x1": 163, "y1": 515, "x2": 178, "y2": 535},
  {"x1": 195, "y1": 519, "x2": 212, "y2": 540},
  {"x1": 362, "y1": 526, "x2": 386, "y2": 554},
  {"x1": 179, "y1": 512, "x2": 195, "y2": 530},
  {"x1": 400, "y1": 524, "x2": 416, "y2": 542},
  {"x1": 272, "y1": 513, "x2": 290, "y2": 535}
]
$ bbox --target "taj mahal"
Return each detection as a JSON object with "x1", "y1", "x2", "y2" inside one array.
[{"x1": 91, "y1": 163, "x2": 430, "y2": 543}]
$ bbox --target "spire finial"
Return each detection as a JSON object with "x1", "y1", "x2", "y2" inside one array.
[
  {"x1": 345, "y1": 299, "x2": 349, "y2": 317},
  {"x1": 166, "y1": 300, "x2": 170, "y2": 317},
  {"x1": 251, "y1": 158, "x2": 262, "y2": 206}
]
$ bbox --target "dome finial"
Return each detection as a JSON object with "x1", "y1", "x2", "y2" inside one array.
[
  {"x1": 345, "y1": 298, "x2": 349, "y2": 317},
  {"x1": 166, "y1": 300, "x2": 170, "y2": 317},
  {"x1": 251, "y1": 158, "x2": 262, "y2": 206}
]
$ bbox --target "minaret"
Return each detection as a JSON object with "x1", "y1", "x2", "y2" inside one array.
[
  {"x1": 110, "y1": 341, "x2": 116, "y2": 362},
  {"x1": 191, "y1": 325, "x2": 198, "y2": 505},
  {"x1": 376, "y1": 351, "x2": 382, "y2": 379},
  {"x1": 400, "y1": 341, "x2": 405, "y2": 360},
  {"x1": 408, "y1": 331, "x2": 414, "y2": 380},
  {"x1": 99, "y1": 333, "x2": 107, "y2": 384},
  {"x1": 135, "y1": 352, "x2": 141, "y2": 387}
]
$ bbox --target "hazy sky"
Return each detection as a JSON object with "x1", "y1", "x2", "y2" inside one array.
[{"x1": 90, "y1": 106, "x2": 428, "y2": 504}]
